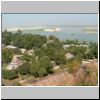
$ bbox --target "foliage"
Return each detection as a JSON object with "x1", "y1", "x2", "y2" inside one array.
[
  {"x1": 29, "y1": 56, "x2": 53, "y2": 77},
  {"x1": 12, "y1": 33, "x2": 47, "y2": 49},
  {"x1": 2, "y1": 70, "x2": 18, "y2": 80},
  {"x1": 38, "y1": 56, "x2": 53, "y2": 73},
  {"x1": 2, "y1": 31, "x2": 12, "y2": 45},
  {"x1": 17, "y1": 63, "x2": 30, "y2": 75},
  {"x1": 2, "y1": 48, "x2": 14, "y2": 63},
  {"x1": 21, "y1": 54, "x2": 32, "y2": 61},
  {"x1": 66, "y1": 57, "x2": 81, "y2": 73},
  {"x1": 67, "y1": 46, "x2": 87, "y2": 56},
  {"x1": 65, "y1": 39, "x2": 80, "y2": 45},
  {"x1": 13, "y1": 48, "x2": 21, "y2": 54},
  {"x1": 2, "y1": 31, "x2": 98, "y2": 82},
  {"x1": 29, "y1": 62, "x2": 40, "y2": 77},
  {"x1": 37, "y1": 67, "x2": 47, "y2": 77},
  {"x1": 12, "y1": 81, "x2": 21, "y2": 86}
]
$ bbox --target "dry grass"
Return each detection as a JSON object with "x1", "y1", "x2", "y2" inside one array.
[
  {"x1": 75, "y1": 61, "x2": 98, "y2": 86},
  {"x1": 30, "y1": 71, "x2": 75, "y2": 86}
]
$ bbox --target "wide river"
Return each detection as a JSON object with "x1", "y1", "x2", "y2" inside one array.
[{"x1": 22, "y1": 26, "x2": 98, "y2": 42}]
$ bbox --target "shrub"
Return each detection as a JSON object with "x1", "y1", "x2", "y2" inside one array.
[
  {"x1": 17, "y1": 63, "x2": 30, "y2": 75},
  {"x1": 2, "y1": 70, "x2": 18, "y2": 80}
]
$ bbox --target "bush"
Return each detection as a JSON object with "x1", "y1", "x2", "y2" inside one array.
[
  {"x1": 66, "y1": 58, "x2": 81, "y2": 74},
  {"x1": 2, "y1": 70, "x2": 18, "y2": 80},
  {"x1": 29, "y1": 62, "x2": 40, "y2": 77},
  {"x1": 38, "y1": 67, "x2": 47, "y2": 77},
  {"x1": 29, "y1": 56, "x2": 54, "y2": 77},
  {"x1": 13, "y1": 81, "x2": 21, "y2": 86},
  {"x1": 2, "y1": 48, "x2": 14, "y2": 63},
  {"x1": 38, "y1": 56, "x2": 54, "y2": 73},
  {"x1": 17, "y1": 63, "x2": 30, "y2": 75}
]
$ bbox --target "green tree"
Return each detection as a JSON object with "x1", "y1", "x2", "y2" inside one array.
[
  {"x1": 48, "y1": 35, "x2": 59, "y2": 42},
  {"x1": 2, "y1": 48, "x2": 14, "y2": 64},
  {"x1": 13, "y1": 48, "x2": 21, "y2": 54},
  {"x1": 2, "y1": 70, "x2": 18, "y2": 80},
  {"x1": 12, "y1": 81, "x2": 21, "y2": 86},
  {"x1": 38, "y1": 67, "x2": 47, "y2": 77},
  {"x1": 2, "y1": 31, "x2": 12, "y2": 45},
  {"x1": 38, "y1": 56, "x2": 53, "y2": 73},
  {"x1": 21, "y1": 54, "x2": 31, "y2": 61},
  {"x1": 29, "y1": 62, "x2": 40, "y2": 77},
  {"x1": 17, "y1": 63, "x2": 30, "y2": 75}
]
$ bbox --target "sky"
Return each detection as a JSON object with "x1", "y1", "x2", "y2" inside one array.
[{"x1": 2, "y1": 14, "x2": 98, "y2": 29}]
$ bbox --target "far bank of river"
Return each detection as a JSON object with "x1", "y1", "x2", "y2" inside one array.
[{"x1": 22, "y1": 26, "x2": 98, "y2": 43}]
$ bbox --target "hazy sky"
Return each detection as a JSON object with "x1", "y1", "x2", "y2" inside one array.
[{"x1": 2, "y1": 14, "x2": 98, "y2": 28}]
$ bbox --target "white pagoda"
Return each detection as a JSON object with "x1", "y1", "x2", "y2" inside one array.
[{"x1": 7, "y1": 55, "x2": 22, "y2": 70}]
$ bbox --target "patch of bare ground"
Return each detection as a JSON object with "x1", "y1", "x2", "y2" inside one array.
[{"x1": 30, "y1": 70, "x2": 75, "y2": 86}]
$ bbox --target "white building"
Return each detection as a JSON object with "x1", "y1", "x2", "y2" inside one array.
[{"x1": 7, "y1": 55, "x2": 22, "y2": 70}]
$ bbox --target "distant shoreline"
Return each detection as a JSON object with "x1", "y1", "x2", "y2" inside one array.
[
  {"x1": 82, "y1": 27, "x2": 98, "y2": 34},
  {"x1": 83, "y1": 31, "x2": 98, "y2": 34},
  {"x1": 2, "y1": 25, "x2": 98, "y2": 31}
]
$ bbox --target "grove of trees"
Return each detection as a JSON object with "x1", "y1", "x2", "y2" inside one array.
[{"x1": 2, "y1": 30, "x2": 98, "y2": 86}]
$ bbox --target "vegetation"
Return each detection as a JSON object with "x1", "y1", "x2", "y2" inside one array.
[
  {"x1": 75, "y1": 62, "x2": 98, "y2": 86},
  {"x1": 29, "y1": 56, "x2": 53, "y2": 77},
  {"x1": 17, "y1": 62, "x2": 30, "y2": 75},
  {"x1": 2, "y1": 70, "x2": 18, "y2": 80},
  {"x1": 2, "y1": 31, "x2": 47, "y2": 50},
  {"x1": 12, "y1": 81, "x2": 22, "y2": 86},
  {"x1": 2, "y1": 30, "x2": 98, "y2": 86},
  {"x1": 2, "y1": 48, "x2": 14, "y2": 63},
  {"x1": 66, "y1": 57, "x2": 82, "y2": 74}
]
